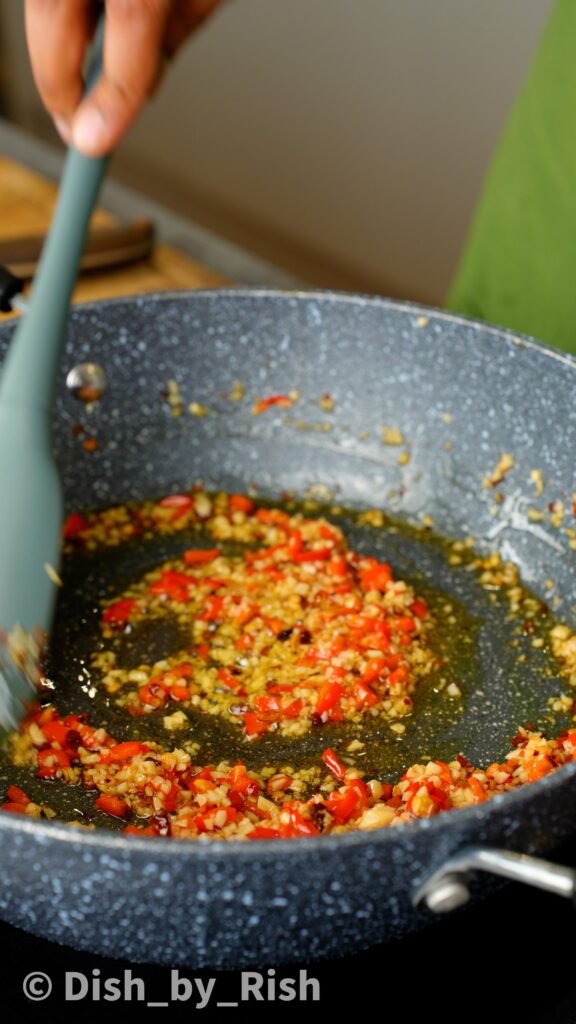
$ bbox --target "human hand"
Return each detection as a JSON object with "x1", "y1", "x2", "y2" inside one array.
[{"x1": 25, "y1": 0, "x2": 227, "y2": 157}]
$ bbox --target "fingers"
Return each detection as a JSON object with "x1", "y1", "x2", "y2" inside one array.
[
  {"x1": 26, "y1": 0, "x2": 227, "y2": 156},
  {"x1": 25, "y1": 0, "x2": 96, "y2": 143},
  {"x1": 163, "y1": 0, "x2": 227, "y2": 58},
  {"x1": 72, "y1": 0, "x2": 171, "y2": 157}
]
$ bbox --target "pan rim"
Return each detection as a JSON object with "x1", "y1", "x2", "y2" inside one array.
[
  {"x1": 53, "y1": 285, "x2": 576, "y2": 372},
  {"x1": 3, "y1": 286, "x2": 575, "y2": 372}
]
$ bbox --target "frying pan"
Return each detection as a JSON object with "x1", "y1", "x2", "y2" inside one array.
[{"x1": 1, "y1": 288, "x2": 576, "y2": 969}]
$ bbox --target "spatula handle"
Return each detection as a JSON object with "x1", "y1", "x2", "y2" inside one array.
[{"x1": 0, "y1": 17, "x2": 107, "y2": 411}]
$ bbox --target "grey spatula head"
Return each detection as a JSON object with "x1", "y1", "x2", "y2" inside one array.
[
  {"x1": 0, "y1": 402, "x2": 62, "y2": 731},
  {"x1": 0, "y1": 19, "x2": 107, "y2": 734},
  {"x1": 0, "y1": 628, "x2": 43, "y2": 731}
]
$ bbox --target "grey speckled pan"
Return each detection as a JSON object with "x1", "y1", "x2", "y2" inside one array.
[{"x1": 1, "y1": 288, "x2": 576, "y2": 967}]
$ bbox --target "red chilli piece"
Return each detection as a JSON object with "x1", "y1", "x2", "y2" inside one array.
[
  {"x1": 283, "y1": 699, "x2": 303, "y2": 719},
  {"x1": 281, "y1": 807, "x2": 321, "y2": 837},
  {"x1": 322, "y1": 747, "x2": 348, "y2": 781},
  {"x1": 1, "y1": 802, "x2": 29, "y2": 815},
  {"x1": 6, "y1": 785, "x2": 31, "y2": 805},
  {"x1": 252, "y1": 395, "x2": 294, "y2": 415},
  {"x1": 149, "y1": 571, "x2": 196, "y2": 602},
  {"x1": 42, "y1": 720, "x2": 73, "y2": 746},
  {"x1": 102, "y1": 599, "x2": 138, "y2": 627},
  {"x1": 198, "y1": 596, "x2": 225, "y2": 622},
  {"x1": 359, "y1": 561, "x2": 393, "y2": 592},
  {"x1": 159, "y1": 494, "x2": 193, "y2": 521},
  {"x1": 254, "y1": 695, "x2": 280, "y2": 714},
  {"x1": 394, "y1": 616, "x2": 416, "y2": 635},
  {"x1": 95, "y1": 794, "x2": 132, "y2": 820},
  {"x1": 316, "y1": 682, "x2": 344, "y2": 717},
  {"x1": 37, "y1": 748, "x2": 71, "y2": 774},
  {"x1": 183, "y1": 548, "x2": 221, "y2": 565},
  {"x1": 159, "y1": 494, "x2": 192, "y2": 508},
  {"x1": 244, "y1": 712, "x2": 269, "y2": 738},
  {"x1": 293, "y1": 547, "x2": 333, "y2": 563},
  {"x1": 229, "y1": 495, "x2": 254, "y2": 514},
  {"x1": 361, "y1": 658, "x2": 387, "y2": 684},
  {"x1": 218, "y1": 669, "x2": 245, "y2": 693},
  {"x1": 410, "y1": 598, "x2": 428, "y2": 619},
  {"x1": 138, "y1": 681, "x2": 169, "y2": 709},
  {"x1": 388, "y1": 665, "x2": 409, "y2": 687},
  {"x1": 248, "y1": 826, "x2": 282, "y2": 840},
  {"x1": 354, "y1": 680, "x2": 379, "y2": 707},
  {"x1": 99, "y1": 741, "x2": 149, "y2": 764},
  {"x1": 325, "y1": 787, "x2": 360, "y2": 824},
  {"x1": 63, "y1": 513, "x2": 88, "y2": 540}
]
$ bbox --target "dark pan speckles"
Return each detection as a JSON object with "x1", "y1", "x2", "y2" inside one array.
[{"x1": 1, "y1": 289, "x2": 576, "y2": 967}]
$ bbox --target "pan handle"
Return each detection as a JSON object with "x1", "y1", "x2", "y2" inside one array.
[
  {"x1": 0, "y1": 265, "x2": 24, "y2": 314},
  {"x1": 414, "y1": 847, "x2": 576, "y2": 913}
]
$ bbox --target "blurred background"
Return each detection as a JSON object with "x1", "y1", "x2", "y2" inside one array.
[{"x1": 0, "y1": 0, "x2": 552, "y2": 304}]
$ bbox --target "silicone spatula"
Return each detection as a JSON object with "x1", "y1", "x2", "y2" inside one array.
[{"x1": 0, "y1": 19, "x2": 107, "y2": 730}]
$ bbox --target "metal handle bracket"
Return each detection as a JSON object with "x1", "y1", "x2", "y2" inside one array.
[{"x1": 414, "y1": 846, "x2": 576, "y2": 914}]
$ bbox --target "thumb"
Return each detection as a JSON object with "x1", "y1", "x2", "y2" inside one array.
[{"x1": 72, "y1": 0, "x2": 170, "y2": 157}]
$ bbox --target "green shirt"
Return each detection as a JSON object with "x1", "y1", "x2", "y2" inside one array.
[{"x1": 447, "y1": 0, "x2": 576, "y2": 355}]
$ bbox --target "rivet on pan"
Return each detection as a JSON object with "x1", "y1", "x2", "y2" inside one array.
[
  {"x1": 66, "y1": 363, "x2": 108, "y2": 403},
  {"x1": 423, "y1": 874, "x2": 471, "y2": 914}
]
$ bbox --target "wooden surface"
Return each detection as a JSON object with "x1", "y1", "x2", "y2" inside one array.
[{"x1": 0, "y1": 155, "x2": 227, "y2": 305}]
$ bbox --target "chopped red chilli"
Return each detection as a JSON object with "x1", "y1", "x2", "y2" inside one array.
[
  {"x1": 93, "y1": 499, "x2": 435, "y2": 738},
  {"x1": 5, "y1": 705, "x2": 576, "y2": 840},
  {"x1": 3, "y1": 489, "x2": 576, "y2": 841}
]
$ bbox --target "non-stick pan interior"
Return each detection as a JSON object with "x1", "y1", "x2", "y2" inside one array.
[{"x1": 1, "y1": 289, "x2": 575, "y2": 811}]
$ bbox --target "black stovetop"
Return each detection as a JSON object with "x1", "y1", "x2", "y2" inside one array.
[{"x1": 4, "y1": 836, "x2": 576, "y2": 1022}]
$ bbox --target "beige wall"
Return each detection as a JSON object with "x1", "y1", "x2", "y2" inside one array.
[{"x1": 0, "y1": 0, "x2": 553, "y2": 301}]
